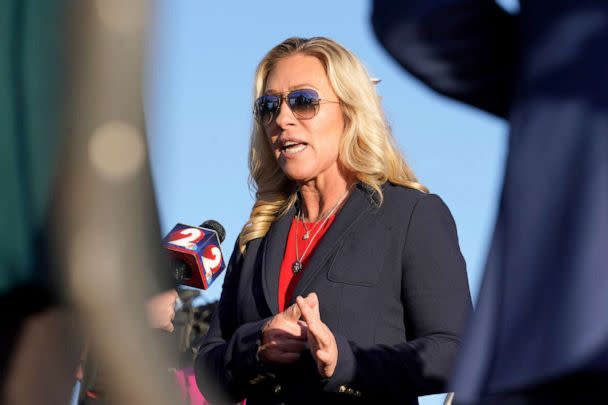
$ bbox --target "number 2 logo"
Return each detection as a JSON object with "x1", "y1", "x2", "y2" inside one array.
[
  {"x1": 168, "y1": 228, "x2": 204, "y2": 250},
  {"x1": 202, "y1": 245, "x2": 222, "y2": 279}
]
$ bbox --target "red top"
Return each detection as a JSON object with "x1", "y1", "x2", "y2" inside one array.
[{"x1": 277, "y1": 215, "x2": 336, "y2": 312}]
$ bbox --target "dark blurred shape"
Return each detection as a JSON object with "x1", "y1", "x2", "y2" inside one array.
[
  {"x1": 1, "y1": 0, "x2": 180, "y2": 403},
  {"x1": 174, "y1": 293, "x2": 218, "y2": 367},
  {"x1": 372, "y1": 0, "x2": 608, "y2": 403},
  {"x1": 0, "y1": 1, "x2": 79, "y2": 403}
]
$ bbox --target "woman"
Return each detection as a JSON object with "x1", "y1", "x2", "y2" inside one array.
[{"x1": 195, "y1": 37, "x2": 472, "y2": 405}]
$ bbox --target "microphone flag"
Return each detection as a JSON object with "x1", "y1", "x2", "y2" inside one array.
[{"x1": 162, "y1": 223, "x2": 225, "y2": 289}]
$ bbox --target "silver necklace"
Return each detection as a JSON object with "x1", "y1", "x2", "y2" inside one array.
[
  {"x1": 301, "y1": 218, "x2": 312, "y2": 240},
  {"x1": 292, "y1": 189, "x2": 350, "y2": 274},
  {"x1": 300, "y1": 210, "x2": 327, "y2": 240}
]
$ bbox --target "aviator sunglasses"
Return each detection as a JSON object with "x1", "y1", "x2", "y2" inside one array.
[{"x1": 253, "y1": 88, "x2": 340, "y2": 126}]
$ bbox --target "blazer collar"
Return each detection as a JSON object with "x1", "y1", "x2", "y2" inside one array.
[{"x1": 261, "y1": 183, "x2": 378, "y2": 314}]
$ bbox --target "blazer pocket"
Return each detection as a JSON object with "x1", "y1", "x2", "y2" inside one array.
[{"x1": 327, "y1": 238, "x2": 382, "y2": 287}]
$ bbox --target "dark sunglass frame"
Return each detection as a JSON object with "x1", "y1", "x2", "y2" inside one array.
[{"x1": 253, "y1": 88, "x2": 339, "y2": 125}]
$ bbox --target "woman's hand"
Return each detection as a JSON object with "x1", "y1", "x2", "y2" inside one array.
[
  {"x1": 146, "y1": 289, "x2": 178, "y2": 332},
  {"x1": 258, "y1": 303, "x2": 308, "y2": 364},
  {"x1": 296, "y1": 293, "x2": 338, "y2": 378}
]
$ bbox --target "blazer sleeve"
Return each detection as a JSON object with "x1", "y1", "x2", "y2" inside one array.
[
  {"x1": 323, "y1": 194, "x2": 473, "y2": 400},
  {"x1": 371, "y1": 0, "x2": 518, "y2": 118},
  {"x1": 194, "y1": 240, "x2": 270, "y2": 405}
]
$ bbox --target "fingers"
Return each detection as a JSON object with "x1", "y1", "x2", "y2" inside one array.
[
  {"x1": 262, "y1": 338, "x2": 307, "y2": 353},
  {"x1": 159, "y1": 305, "x2": 175, "y2": 332},
  {"x1": 284, "y1": 302, "x2": 302, "y2": 322},
  {"x1": 263, "y1": 327, "x2": 307, "y2": 342},
  {"x1": 296, "y1": 295, "x2": 323, "y2": 337},
  {"x1": 258, "y1": 304, "x2": 311, "y2": 365},
  {"x1": 146, "y1": 289, "x2": 178, "y2": 332},
  {"x1": 304, "y1": 292, "x2": 319, "y2": 312},
  {"x1": 295, "y1": 293, "x2": 338, "y2": 378},
  {"x1": 164, "y1": 321, "x2": 175, "y2": 333},
  {"x1": 297, "y1": 320, "x2": 309, "y2": 337},
  {"x1": 257, "y1": 338, "x2": 307, "y2": 364},
  {"x1": 264, "y1": 303, "x2": 306, "y2": 338}
]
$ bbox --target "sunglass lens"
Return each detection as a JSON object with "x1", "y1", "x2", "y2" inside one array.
[
  {"x1": 255, "y1": 95, "x2": 280, "y2": 124},
  {"x1": 287, "y1": 89, "x2": 320, "y2": 119}
]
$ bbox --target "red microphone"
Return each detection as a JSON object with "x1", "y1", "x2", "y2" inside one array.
[{"x1": 162, "y1": 220, "x2": 226, "y2": 290}]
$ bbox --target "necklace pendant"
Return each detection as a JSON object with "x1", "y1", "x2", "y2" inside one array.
[
  {"x1": 292, "y1": 260, "x2": 302, "y2": 274},
  {"x1": 302, "y1": 231, "x2": 310, "y2": 240}
]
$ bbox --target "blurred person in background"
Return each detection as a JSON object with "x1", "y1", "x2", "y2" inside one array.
[
  {"x1": 372, "y1": 0, "x2": 608, "y2": 403},
  {"x1": 194, "y1": 36, "x2": 472, "y2": 405}
]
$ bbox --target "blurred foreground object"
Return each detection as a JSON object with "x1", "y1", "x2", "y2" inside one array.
[
  {"x1": 1, "y1": 0, "x2": 179, "y2": 403},
  {"x1": 173, "y1": 290, "x2": 218, "y2": 366},
  {"x1": 1, "y1": 1, "x2": 78, "y2": 403},
  {"x1": 372, "y1": 0, "x2": 608, "y2": 403},
  {"x1": 52, "y1": 0, "x2": 179, "y2": 404}
]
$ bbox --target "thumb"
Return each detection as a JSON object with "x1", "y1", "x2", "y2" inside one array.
[{"x1": 284, "y1": 302, "x2": 302, "y2": 322}]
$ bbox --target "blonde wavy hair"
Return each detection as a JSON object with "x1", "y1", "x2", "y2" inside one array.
[{"x1": 238, "y1": 37, "x2": 427, "y2": 253}]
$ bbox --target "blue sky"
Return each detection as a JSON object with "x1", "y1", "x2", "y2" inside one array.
[{"x1": 146, "y1": 1, "x2": 516, "y2": 402}]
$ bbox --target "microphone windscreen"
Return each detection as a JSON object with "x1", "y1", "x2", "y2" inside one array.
[{"x1": 201, "y1": 219, "x2": 226, "y2": 243}]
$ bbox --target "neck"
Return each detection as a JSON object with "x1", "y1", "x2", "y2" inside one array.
[{"x1": 298, "y1": 175, "x2": 354, "y2": 222}]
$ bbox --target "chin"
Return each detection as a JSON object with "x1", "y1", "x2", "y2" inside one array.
[
  {"x1": 282, "y1": 171, "x2": 313, "y2": 184},
  {"x1": 279, "y1": 163, "x2": 314, "y2": 183},
  {"x1": 283, "y1": 170, "x2": 313, "y2": 183}
]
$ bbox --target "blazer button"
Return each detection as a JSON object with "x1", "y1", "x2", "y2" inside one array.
[{"x1": 273, "y1": 384, "x2": 282, "y2": 394}]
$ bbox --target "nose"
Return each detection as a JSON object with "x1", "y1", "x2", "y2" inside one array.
[{"x1": 274, "y1": 97, "x2": 297, "y2": 129}]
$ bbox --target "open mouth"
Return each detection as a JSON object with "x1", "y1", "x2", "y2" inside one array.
[{"x1": 281, "y1": 140, "x2": 308, "y2": 155}]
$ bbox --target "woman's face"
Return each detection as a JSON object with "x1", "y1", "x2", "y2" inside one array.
[{"x1": 262, "y1": 54, "x2": 345, "y2": 186}]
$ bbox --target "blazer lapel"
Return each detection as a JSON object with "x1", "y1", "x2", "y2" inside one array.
[
  {"x1": 292, "y1": 183, "x2": 376, "y2": 299},
  {"x1": 261, "y1": 205, "x2": 296, "y2": 314}
]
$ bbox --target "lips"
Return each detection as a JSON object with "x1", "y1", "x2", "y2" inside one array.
[{"x1": 279, "y1": 138, "x2": 308, "y2": 155}]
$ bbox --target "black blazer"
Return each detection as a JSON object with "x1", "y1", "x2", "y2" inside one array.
[{"x1": 195, "y1": 183, "x2": 472, "y2": 404}]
